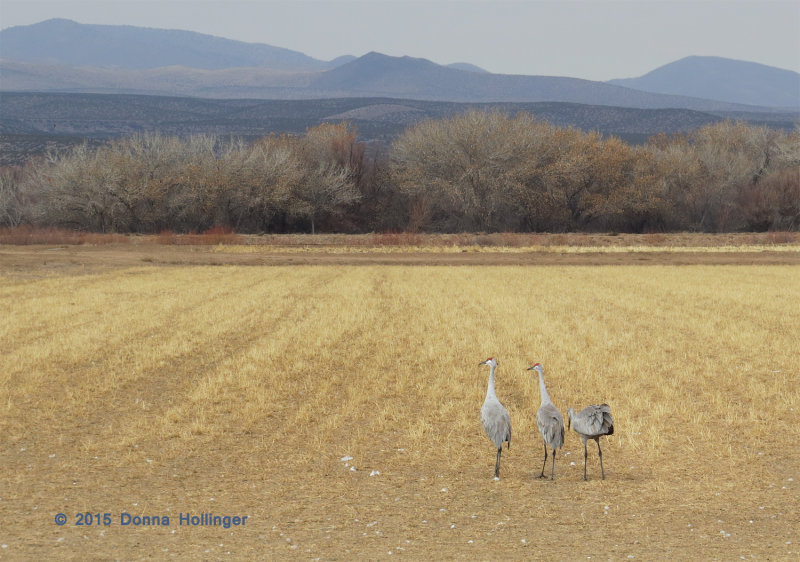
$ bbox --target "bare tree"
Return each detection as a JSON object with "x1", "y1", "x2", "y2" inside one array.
[
  {"x1": 221, "y1": 135, "x2": 301, "y2": 232},
  {"x1": 108, "y1": 133, "x2": 219, "y2": 231},
  {"x1": 293, "y1": 123, "x2": 362, "y2": 234},
  {"x1": 392, "y1": 110, "x2": 559, "y2": 231},
  {"x1": 30, "y1": 143, "x2": 124, "y2": 231},
  {"x1": 648, "y1": 122, "x2": 800, "y2": 231},
  {"x1": 0, "y1": 167, "x2": 26, "y2": 227},
  {"x1": 9, "y1": 114, "x2": 797, "y2": 235}
]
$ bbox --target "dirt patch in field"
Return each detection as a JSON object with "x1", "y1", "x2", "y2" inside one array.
[{"x1": 2, "y1": 243, "x2": 799, "y2": 278}]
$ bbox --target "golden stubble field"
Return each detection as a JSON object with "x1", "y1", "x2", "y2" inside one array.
[{"x1": 1, "y1": 244, "x2": 798, "y2": 560}]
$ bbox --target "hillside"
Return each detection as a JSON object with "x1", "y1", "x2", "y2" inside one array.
[
  {"x1": 608, "y1": 56, "x2": 800, "y2": 109},
  {"x1": 4, "y1": 91, "x2": 798, "y2": 166},
  {"x1": 0, "y1": 92, "x2": 728, "y2": 138}
]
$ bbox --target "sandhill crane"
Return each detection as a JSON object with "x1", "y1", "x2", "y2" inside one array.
[
  {"x1": 567, "y1": 404, "x2": 614, "y2": 480},
  {"x1": 527, "y1": 363, "x2": 564, "y2": 480},
  {"x1": 480, "y1": 358, "x2": 511, "y2": 480}
]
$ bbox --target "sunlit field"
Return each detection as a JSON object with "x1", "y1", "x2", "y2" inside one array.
[{"x1": 1, "y1": 256, "x2": 798, "y2": 559}]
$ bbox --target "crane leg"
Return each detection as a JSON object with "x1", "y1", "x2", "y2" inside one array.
[
  {"x1": 583, "y1": 441, "x2": 588, "y2": 481},
  {"x1": 597, "y1": 439, "x2": 605, "y2": 480},
  {"x1": 538, "y1": 442, "x2": 548, "y2": 478},
  {"x1": 495, "y1": 448, "x2": 502, "y2": 479},
  {"x1": 551, "y1": 448, "x2": 556, "y2": 480}
]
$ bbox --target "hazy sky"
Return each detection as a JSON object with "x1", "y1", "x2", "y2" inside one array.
[{"x1": 2, "y1": 0, "x2": 799, "y2": 81}]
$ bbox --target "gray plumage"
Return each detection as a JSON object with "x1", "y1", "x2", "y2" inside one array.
[
  {"x1": 480, "y1": 357, "x2": 511, "y2": 480},
  {"x1": 528, "y1": 363, "x2": 564, "y2": 480},
  {"x1": 567, "y1": 404, "x2": 614, "y2": 480}
]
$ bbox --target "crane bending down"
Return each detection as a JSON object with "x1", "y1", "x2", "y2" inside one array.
[
  {"x1": 480, "y1": 358, "x2": 511, "y2": 480},
  {"x1": 567, "y1": 404, "x2": 614, "y2": 480},
  {"x1": 528, "y1": 363, "x2": 564, "y2": 480}
]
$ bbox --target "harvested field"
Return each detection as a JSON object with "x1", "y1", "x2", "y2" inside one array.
[{"x1": 0, "y1": 240, "x2": 798, "y2": 560}]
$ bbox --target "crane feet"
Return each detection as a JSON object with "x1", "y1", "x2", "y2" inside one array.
[{"x1": 537, "y1": 472, "x2": 547, "y2": 479}]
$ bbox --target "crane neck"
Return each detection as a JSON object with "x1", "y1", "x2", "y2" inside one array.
[
  {"x1": 538, "y1": 371, "x2": 552, "y2": 405},
  {"x1": 486, "y1": 363, "x2": 498, "y2": 401}
]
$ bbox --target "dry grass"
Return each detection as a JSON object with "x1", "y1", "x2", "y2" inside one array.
[{"x1": 1, "y1": 260, "x2": 798, "y2": 559}]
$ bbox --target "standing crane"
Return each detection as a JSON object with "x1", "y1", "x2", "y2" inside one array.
[
  {"x1": 527, "y1": 363, "x2": 564, "y2": 480},
  {"x1": 480, "y1": 358, "x2": 511, "y2": 480},
  {"x1": 567, "y1": 404, "x2": 614, "y2": 480}
]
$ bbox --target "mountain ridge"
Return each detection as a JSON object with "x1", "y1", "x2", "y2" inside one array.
[
  {"x1": 1, "y1": 20, "x2": 798, "y2": 112},
  {"x1": 1, "y1": 52, "x2": 787, "y2": 113},
  {"x1": 0, "y1": 18, "x2": 345, "y2": 71},
  {"x1": 308, "y1": 52, "x2": 778, "y2": 111},
  {"x1": 0, "y1": 19, "x2": 800, "y2": 117}
]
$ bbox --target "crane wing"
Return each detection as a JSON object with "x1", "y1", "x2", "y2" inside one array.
[
  {"x1": 482, "y1": 399, "x2": 511, "y2": 449},
  {"x1": 537, "y1": 403, "x2": 565, "y2": 449},
  {"x1": 573, "y1": 404, "x2": 614, "y2": 436}
]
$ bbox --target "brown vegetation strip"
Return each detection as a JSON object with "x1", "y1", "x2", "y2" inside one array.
[{"x1": 2, "y1": 227, "x2": 799, "y2": 248}]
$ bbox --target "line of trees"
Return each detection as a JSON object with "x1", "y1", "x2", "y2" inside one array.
[{"x1": 1, "y1": 112, "x2": 798, "y2": 233}]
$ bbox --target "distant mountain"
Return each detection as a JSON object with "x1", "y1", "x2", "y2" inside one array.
[
  {"x1": 1, "y1": 20, "x2": 797, "y2": 112},
  {"x1": 0, "y1": 18, "x2": 346, "y2": 71},
  {"x1": 608, "y1": 56, "x2": 800, "y2": 109},
  {"x1": 1, "y1": 53, "x2": 786, "y2": 113},
  {"x1": 307, "y1": 52, "x2": 774, "y2": 111}
]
